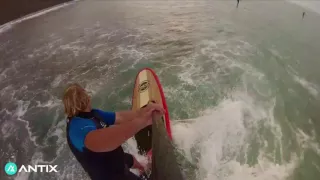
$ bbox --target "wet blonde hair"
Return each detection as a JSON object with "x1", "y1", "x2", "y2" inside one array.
[{"x1": 63, "y1": 83, "x2": 91, "y2": 118}]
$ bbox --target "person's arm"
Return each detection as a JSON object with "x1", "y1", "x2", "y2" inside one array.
[
  {"x1": 95, "y1": 102, "x2": 163, "y2": 125},
  {"x1": 85, "y1": 119, "x2": 144, "y2": 152},
  {"x1": 93, "y1": 109, "x2": 139, "y2": 125},
  {"x1": 86, "y1": 103, "x2": 165, "y2": 153},
  {"x1": 115, "y1": 110, "x2": 139, "y2": 124},
  {"x1": 114, "y1": 102, "x2": 163, "y2": 124}
]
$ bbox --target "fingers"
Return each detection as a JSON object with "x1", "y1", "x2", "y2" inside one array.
[
  {"x1": 152, "y1": 103, "x2": 165, "y2": 113},
  {"x1": 146, "y1": 108, "x2": 165, "y2": 118},
  {"x1": 147, "y1": 103, "x2": 165, "y2": 114},
  {"x1": 139, "y1": 103, "x2": 166, "y2": 127},
  {"x1": 146, "y1": 119, "x2": 152, "y2": 126}
]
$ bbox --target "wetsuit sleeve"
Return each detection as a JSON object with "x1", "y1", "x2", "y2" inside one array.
[
  {"x1": 93, "y1": 109, "x2": 116, "y2": 126},
  {"x1": 68, "y1": 118, "x2": 97, "y2": 152},
  {"x1": 124, "y1": 153, "x2": 134, "y2": 168}
]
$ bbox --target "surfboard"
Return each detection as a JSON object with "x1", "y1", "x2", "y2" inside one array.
[
  {"x1": 131, "y1": 68, "x2": 185, "y2": 180},
  {"x1": 132, "y1": 68, "x2": 172, "y2": 154}
]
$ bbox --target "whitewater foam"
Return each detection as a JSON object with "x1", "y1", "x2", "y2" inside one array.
[
  {"x1": 293, "y1": 75, "x2": 319, "y2": 97},
  {"x1": 0, "y1": 1, "x2": 77, "y2": 34},
  {"x1": 36, "y1": 98, "x2": 61, "y2": 109},
  {"x1": 175, "y1": 38, "x2": 257, "y2": 87},
  {"x1": 60, "y1": 44, "x2": 86, "y2": 57},
  {"x1": 123, "y1": 137, "x2": 149, "y2": 175},
  {"x1": 15, "y1": 100, "x2": 30, "y2": 117},
  {"x1": 51, "y1": 74, "x2": 64, "y2": 88},
  {"x1": 171, "y1": 89, "x2": 297, "y2": 180},
  {"x1": 1, "y1": 121, "x2": 16, "y2": 140},
  {"x1": 12, "y1": 100, "x2": 43, "y2": 148}
]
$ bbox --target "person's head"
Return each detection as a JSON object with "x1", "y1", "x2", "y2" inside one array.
[{"x1": 63, "y1": 83, "x2": 91, "y2": 118}]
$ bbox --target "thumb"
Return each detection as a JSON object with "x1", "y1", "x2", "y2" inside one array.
[{"x1": 146, "y1": 107, "x2": 156, "y2": 116}]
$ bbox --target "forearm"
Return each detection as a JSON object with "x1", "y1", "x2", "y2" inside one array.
[
  {"x1": 85, "y1": 119, "x2": 143, "y2": 152},
  {"x1": 115, "y1": 110, "x2": 140, "y2": 124}
]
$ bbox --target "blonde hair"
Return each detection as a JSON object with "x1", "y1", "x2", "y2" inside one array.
[{"x1": 63, "y1": 83, "x2": 91, "y2": 118}]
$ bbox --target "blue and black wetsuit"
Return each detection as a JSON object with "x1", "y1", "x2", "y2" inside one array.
[{"x1": 66, "y1": 109, "x2": 141, "y2": 180}]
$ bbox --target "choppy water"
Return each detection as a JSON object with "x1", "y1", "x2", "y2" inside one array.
[{"x1": 1, "y1": 1, "x2": 320, "y2": 180}]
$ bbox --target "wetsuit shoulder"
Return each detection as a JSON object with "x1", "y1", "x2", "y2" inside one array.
[
  {"x1": 68, "y1": 117, "x2": 97, "y2": 152},
  {"x1": 92, "y1": 109, "x2": 116, "y2": 126}
]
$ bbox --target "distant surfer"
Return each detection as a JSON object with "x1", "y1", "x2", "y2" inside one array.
[
  {"x1": 63, "y1": 83, "x2": 164, "y2": 180},
  {"x1": 237, "y1": 0, "x2": 240, "y2": 8},
  {"x1": 302, "y1": 12, "x2": 306, "y2": 19}
]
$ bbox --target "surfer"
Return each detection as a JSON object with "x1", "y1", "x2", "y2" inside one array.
[
  {"x1": 237, "y1": 0, "x2": 240, "y2": 8},
  {"x1": 302, "y1": 12, "x2": 306, "y2": 19},
  {"x1": 63, "y1": 83, "x2": 164, "y2": 180}
]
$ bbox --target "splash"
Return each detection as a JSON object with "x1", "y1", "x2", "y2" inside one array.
[
  {"x1": 123, "y1": 138, "x2": 149, "y2": 175},
  {"x1": 172, "y1": 91, "x2": 297, "y2": 180}
]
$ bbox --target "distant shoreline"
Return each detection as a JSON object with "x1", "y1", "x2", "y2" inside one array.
[{"x1": 0, "y1": 0, "x2": 71, "y2": 25}]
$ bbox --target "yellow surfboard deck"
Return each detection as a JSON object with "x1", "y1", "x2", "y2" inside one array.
[
  {"x1": 132, "y1": 69, "x2": 163, "y2": 110},
  {"x1": 132, "y1": 68, "x2": 171, "y2": 154}
]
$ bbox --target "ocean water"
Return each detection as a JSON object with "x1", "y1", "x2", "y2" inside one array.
[{"x1": 1, "y1": 1, "x2": 320, "y2": 180}]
